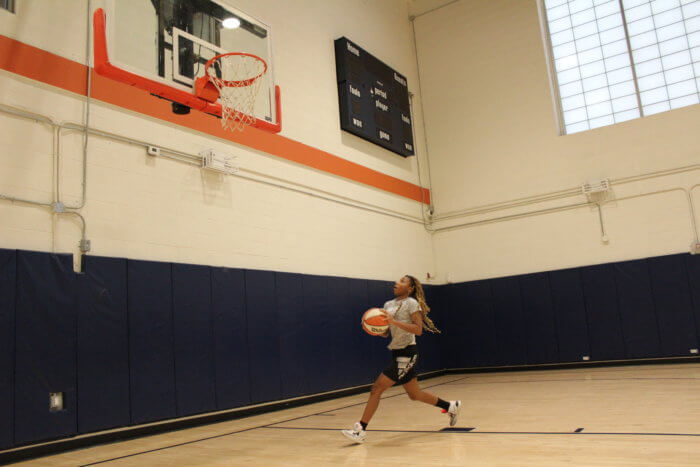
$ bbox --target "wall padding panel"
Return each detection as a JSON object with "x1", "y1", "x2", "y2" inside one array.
[
  {"x1": 549, "y1": 268, "x2": 590, "y2": 362},
  {"x1": 14, "y1": 252, "x2": 77, "y2": 445},
  {"x1": 418, "y1": 284, "x2": 443, "y2": 372},
  {"x1": 647, "y1": 255, "x2": 698, "y2": 356},
  {"x1": 519, "y1": 273, "x2": 559, "y2": 365},
  {"x1": 685, "y1": 254, "x2": 700, "y2": 344},
  {"x1": 172, "y1": 264, "x2": 216, "y2": 417},
  {"x1": 245, "y1": 270, "x2": 281, "y2": 403},
  {"x1": 490, "y1": 276, "x2": 528, "y2": 366},
  {"x1": 580, "y1": 264, "x2": 626, "y2": 361},
  {"x1": 613, "y1": 259, "x2": 661, "y2": 358},
  {"x1": 466, "y1": 280, "x2": 499, "y2": 367},
  {"x1": 275, "y1": 272, "x2": 308, "y2": 399},
  {"x1": 77, "y1": 256, "x2": 130, "y2": 434},
  {"x1": 211, "y1": 267, "x2": 250, "y2": 410},
  {"x1": 347, "y1": 278, "x2": 374, "y2": 385},
  {"x1": 127, "y1": 260, "x2": 176, "y2": 425},
  {"x1": 0, "y1": 249, "x2": 16, "y2": 449},
  {"x1": 302, "y1": 275, "x2": 334, "y2": 393},
  {"x1": 326, "y1": 277, "x2": 361, "y2": 388},
  {"x1": 367, "y1": 281, "x2": 394, "y2": 377}
]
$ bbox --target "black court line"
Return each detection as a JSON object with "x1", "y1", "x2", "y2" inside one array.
[
  {"x1": 261, "y1": 375, "x2": 471, "y2": 427},
  {"x1": 263, "y1": 426, "x2": 700, "y2": 437},
  {"x1": 79, "y1": 375, "x2": 470, "y2": 466},
  {"x1": 441, "y1": 377, "x2": 700, "y2": 386}
]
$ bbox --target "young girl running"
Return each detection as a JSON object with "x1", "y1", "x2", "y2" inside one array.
[{"x1": 342, "y1": 275, "x2": 461, "y2": 443}]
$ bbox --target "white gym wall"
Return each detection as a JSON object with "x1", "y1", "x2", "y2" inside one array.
[
  {"x1": 0, "y1": 0, "x2": 434, "y2": 280},
  {"x1": 414, "y1": 0, "x2": 700, "y2": 283}
]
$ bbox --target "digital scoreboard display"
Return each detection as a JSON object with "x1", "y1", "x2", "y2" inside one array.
[{"x1": 334, "y1": 37, "x2": 414, "y2": 157}]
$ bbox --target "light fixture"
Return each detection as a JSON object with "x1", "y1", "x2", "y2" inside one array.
[{"x1": 222, "y1": 17, "x2": 241, "y2": 29}]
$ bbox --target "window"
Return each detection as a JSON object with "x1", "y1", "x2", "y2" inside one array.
[
  {"x1": 0, "y1": 0, "x2": 14, "y2": 13},
  {"x1": 543, "y1": 0, "x2": 700, "y2": 134}
]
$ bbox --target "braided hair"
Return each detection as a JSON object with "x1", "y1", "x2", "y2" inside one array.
[{"x1": 405, "y1": 275, "x2": 441, "y2": 333}]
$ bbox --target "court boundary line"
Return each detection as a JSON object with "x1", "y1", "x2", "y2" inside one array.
[
  {"x1": 4, "y1": 358, "x2": 699, "y2": 464},
  {"x1": 440, "y1": 376, "x2": 700, "y2": 385},
  {"x1": 75, "y1": 375, "x2": 470, "y2": 466},
  {"x1": 77, "y1": 371, "x2": 700, "y2": 465},
  {"x1": 0, "y1": 370, "x2": 445, "y2": 465},
  {"x1": 262, "y1": 426, "x2": 700, "y2": 437}
]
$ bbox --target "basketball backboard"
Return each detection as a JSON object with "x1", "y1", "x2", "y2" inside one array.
[{"x1": 93, "y1": 0, "x2": 280, "y2": 132}]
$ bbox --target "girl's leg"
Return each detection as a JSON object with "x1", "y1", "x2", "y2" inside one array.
[
  {"x1": 402, "y1": 378, "x2": 439, "y2": 405},
  {"x1": 360, "y1": 373, "x2": 395, "y2": 424},
  {"x1": 403, "y1": 378, "x2": 461, "y2": 426}
]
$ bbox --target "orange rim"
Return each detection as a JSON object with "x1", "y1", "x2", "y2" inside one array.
[{"x1": 205, "y1": 52, "x2": 268, "y2": 87}]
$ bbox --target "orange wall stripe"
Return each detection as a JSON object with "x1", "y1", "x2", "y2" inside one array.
[
  {"x1": 0, "y1": 34, "x2": 430, "y2": 205},
  {"x1": 0, "y1": 35, "x2": 87, "y2": 95}
]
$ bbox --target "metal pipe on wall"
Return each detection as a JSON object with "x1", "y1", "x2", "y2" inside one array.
[{"x1": 0, "y1": 103, "x2": 428, "y2": 266}]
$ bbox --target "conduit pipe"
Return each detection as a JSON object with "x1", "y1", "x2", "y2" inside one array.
[
  {"x1": 433, "y1": 186, "x2": 700, "y2": 250},
  {"x1": 432, "y1": 164, "x2": 699, "y2": 223},
  {"x1": 0, "y1": 104, "x2": 427, "y2": 231}
]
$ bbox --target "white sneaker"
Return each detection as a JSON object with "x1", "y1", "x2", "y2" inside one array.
[
  {"x1": 341, "y1": 422, "x2": 366, "y2": 444},
  {"x1": 446, "y1": 400, "x2": 461, "y2": 427}
]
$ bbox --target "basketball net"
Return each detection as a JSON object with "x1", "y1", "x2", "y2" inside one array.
[{"x1": 206, "y1": 53, "x2": 267, "y2": 132}]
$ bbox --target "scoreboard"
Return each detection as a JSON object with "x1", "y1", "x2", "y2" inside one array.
[{"x1": 334, "y1": 37, "x2": 415, "y2": 157}]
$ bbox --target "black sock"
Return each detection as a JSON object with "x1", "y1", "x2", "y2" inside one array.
[
  {"x1": 360, "y1": 421, "x2": 368, "y2": 430},
  {"x1": 436, "y1": 398, "x2": 450, "y2": 411}
]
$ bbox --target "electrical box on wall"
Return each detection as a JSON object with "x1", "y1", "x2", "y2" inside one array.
[
  {"x1": 334, "y1": 37, "x2": 414, "y2": 157},
  {"x1": 199, "y1": 149, "x2": 238, "y2": 175}
]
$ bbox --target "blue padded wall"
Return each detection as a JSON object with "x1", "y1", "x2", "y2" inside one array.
[
  {"x1": 419, "y1": 284, "x2": 443, "y2": 372},
  {"x1": 580, "y1": 264, "x2": 626, "y2": 361},
  {"x1": 275, "y1": 272, "x2": 307, "y2": 398},
  {"x1": 491, "y1": 276, "x2": 527, "y2": 366},
  {"x1": 303, "y1": 275, "x2": 334, "y2": 393},
  {"x1": 347, "y1": 278, "x2": 373, "y2": 385},
  {"x1": 14, "y1": 251, "x2": 77, "y2": 445},
  {"x1": 520, "y1": 272, "x2": 559, "y2": 364},
  {"x1": 172, "y1": 264, "x2": 216, "y2": 417},
  {"x1": 211, "y1": 267, "x2": 250, "y2": 410},
  {"x1": 614, "y1": 259, "x2": 661, "y2": 358},
  {"x1": 77, "y1": 256, "x2": 130, "y2": 434},
  {"x1": 6, "y1": 248, "x2": 700, "y2": 451},
  {"x1": 436, "y1": 284, "x2": 454, "y2": 369},
  {"x1": 326, "y1": 277, "x2": 361, "y2": 388},
  {"x1": 647, "y1": 255, "x2": 698, "y2": 356},
  {"x1": 0, "y1": 249, "x2": 15, "y2": 449},
  {"x1": 685, "y1": 254, "x2": 700, "y2": 341},
  {"x1": 127, "y1": 260, "x2": 176, "y2": 425},
  {"x1": 459, "y1": 281, "x2": 497, "y2": 367},
  {"x1": 549, "y1": 268, "x2": 590, "y2": 362},
  {"x1": 444, "y1": 283, "x2": 466, "y2": 368},
  {"x1": 245, "y1": 270, "x2": 281, "y2": 403},
  {"x1": 367, "y1": 280, "x2": 394, "y2": 378}
]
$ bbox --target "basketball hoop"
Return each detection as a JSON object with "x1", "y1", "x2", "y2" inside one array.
[{"x1": 202, "y1": 52, "x2": 267, "y2": 132}]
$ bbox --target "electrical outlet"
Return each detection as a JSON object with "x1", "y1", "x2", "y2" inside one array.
[
  {"x1": 147, "y1": 145, "x2": 160, "y2": 157},
  {"x1": 691, "y1": 349, "x2": 699, "y2": 354},
  {"x1": 49, "y1": 392, "x2": 64, "y2": 411},
  {"x1": 582, "y1": 356, "x2": 590, "y2": 361}
]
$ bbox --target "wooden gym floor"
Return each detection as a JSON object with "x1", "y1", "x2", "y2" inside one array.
[{"x1": 11, "y1": 363, "x2": 700, "y2": 466}]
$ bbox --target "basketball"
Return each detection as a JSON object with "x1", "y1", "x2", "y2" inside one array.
[{"x1": 362, "y1": 308, "x2": 389, "y2": 336}]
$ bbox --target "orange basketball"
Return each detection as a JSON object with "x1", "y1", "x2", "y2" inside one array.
[{"x1": 362, "y1": 308, "x2": 389, "y2": 336}]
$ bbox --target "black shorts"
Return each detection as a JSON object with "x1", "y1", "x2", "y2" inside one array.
[{"x1": 382, "y1": 345, "x2": 418, "y2": 385}]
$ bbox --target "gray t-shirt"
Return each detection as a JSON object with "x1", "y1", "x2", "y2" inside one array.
[{"x1": 384, "y1": 297, "x2": 420, "y2": 349}]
